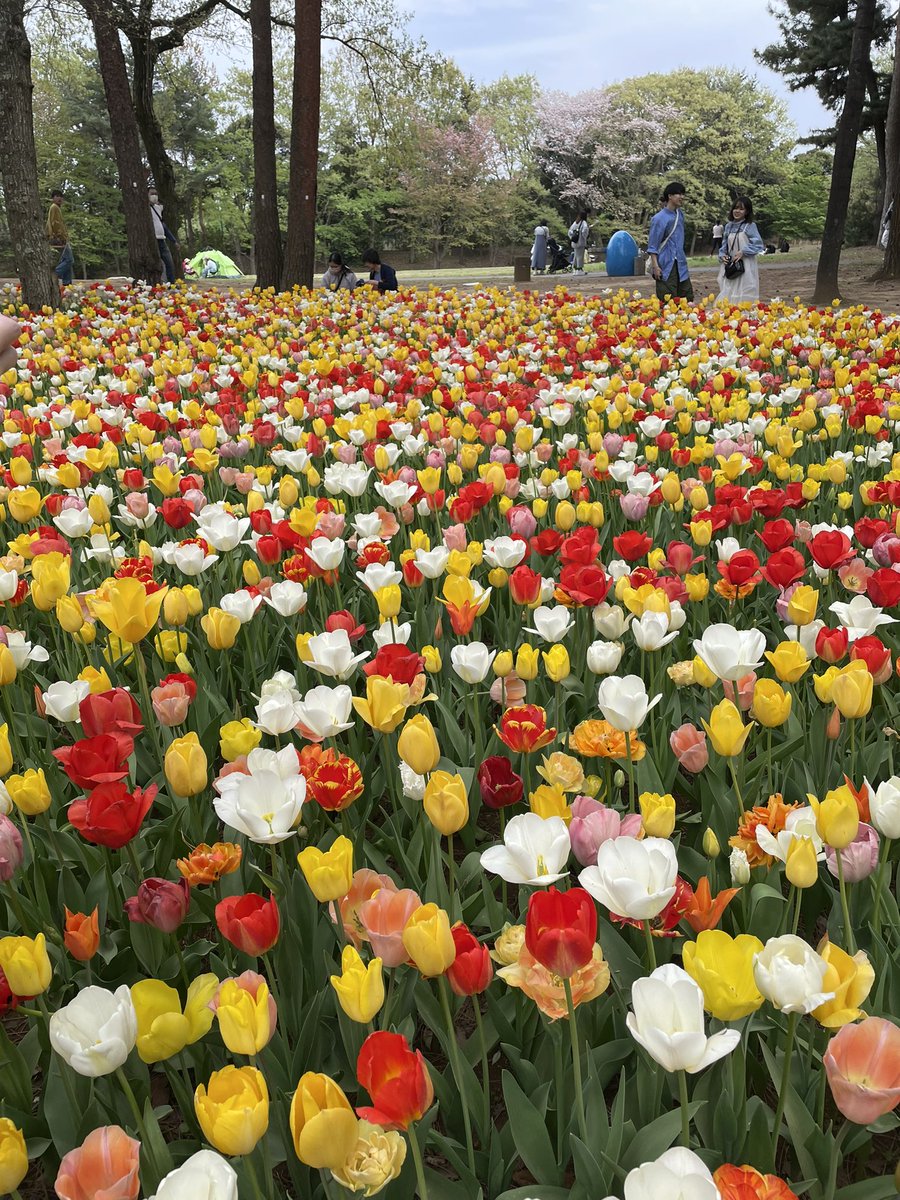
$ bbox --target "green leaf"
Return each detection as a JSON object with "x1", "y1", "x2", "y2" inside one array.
[
  {"x1": 619, "y1": 1103, "x2": 705, "y2": 1171},
  {"x1": 501, "y1": 1070, "x2": 561, "y2": 1186},
  {"x1": 496, "y1": 1189, "x2": 571, "y2": 1200},
  {"x1": 834, "y1": 1181, "x2": 900, "y2": 1200}
]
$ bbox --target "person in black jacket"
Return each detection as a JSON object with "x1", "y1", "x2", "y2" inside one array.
[{"x1": 361, "y1": 249, "x2": 398, "y2": 292}]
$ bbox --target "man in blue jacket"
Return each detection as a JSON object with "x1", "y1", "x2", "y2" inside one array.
[
  {"x1": 362, "y1": 249, "x2": 398, "y2": 292},
  {"x1": 647, "y1": 181, "x2": 693, "y2": 303}
]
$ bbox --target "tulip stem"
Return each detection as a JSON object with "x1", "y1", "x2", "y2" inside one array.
[
  {"x1": 447, "y1": 833, "x2": 457, "y2": 919},
  {"x1": 625, "y1": 732, "x2": 635, "y2": 812},
  {"x1": 125, "y1": 839, "x2": 142, "y2": 885},
  {"x1": 870, "y1": 834, "x2": 891, "y2": 936},
  {"x1": 135, "y1": 646, "x2": 165, "y2": 767},
  {"x1": 677, "y1": 1070, "x2": 691, "y2": 1147},
  {"x1": 729, "y1": 759, "x2": 745, "y2": 822},
  {"x1": 407, "y1": 1121, "x2": 430, "y2": 1200},
  {"x1": 562, "y1": 976, "x2": 588, "y2": 1146},
  {"x1": 835, "y1": 850, "x2": 856, "y2": 954},
  {"x1": 472, "y1": 998, "x2": 491, "y2": 1141},
  {"x1": 770, "y1": 1010, "x2": 798, "y2": 1171},
  {"x1": 173, "y1": 937, "x2": 191, "y2": 990},
  {"x1": 791, "y1": 885, "x2": 802, "y2": 937},
  {"x1": 642, "y1": 920, "x2": 657, "y2": 971},
  {"x1": 438, "y1": 975, "x2": 477, "y2": 1178}
]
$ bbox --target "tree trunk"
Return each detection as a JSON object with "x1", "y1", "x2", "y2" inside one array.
[
  {"x1": 130, "y1": 37, "x2": 182, "y2": 245},
  {"x1": 0, "y1": 0, "x2": 60, "y2": 310},
  {"x1": 84, "y1": 3, "x2": 161, "y2": 282},
  {"x1": 250, "y1": 0, "x2": 283, "y2": 289},
  {"x1": 813, "y1": 0, "x2": 878, "y2": 302},
  {"x1": 282, "y1": 0, "x2": 322, "y2": 289},
  {"x1": 881, "y1": 9, "x2": 900, "y2": 274}
]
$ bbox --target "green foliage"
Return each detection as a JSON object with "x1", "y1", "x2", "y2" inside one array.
[{"x1": 756, "y1": 149, "x2": 832, "y2": 242}]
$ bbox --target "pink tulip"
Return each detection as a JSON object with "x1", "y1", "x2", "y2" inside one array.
[
  {"x1": 151, "y1": 681, "x2": 192, "y2": 727},
  {"x1": 0, "y1": 814, "x2": 23, "y2": 882},
  {"x1": 316, "y1": 511, "x2": 346, "y2": 539},
  {"x1": 124, "y1": 492, "x2": 149, "y2": 519},
  {"x1": 619, "y1": 493, "x2": 649, "y2": 521},
  {"x1": 568, "y1": 795, "x2": 642, "y2": 867},
  {"x1": 55, "y1": 1125, "x2": 141, "y2": 1200},
  {"x1": 670, "y1": 722, "x2": 709, "y2": 773},
  {"x1": 359, "y1": 887, "x2": 422, "y2": 967},
  {"x1": 723, "y1": 672, "x2": 756, "y2": 712},
  {"x1": 443, "y1": 523, "x2": 468, "y2": 551},
  {"x1": 330, "y1": 868, "x2": 398, "y2": 947},
  {"x1": 506, "y1": 506, "x2": 536, "y2": 538},
  {"x1": 825, "y1": 823, "x2": 880, "y2": 882},
  {"x1": 825, "y1": 1017, "x2": 900, "y2": 1124}
]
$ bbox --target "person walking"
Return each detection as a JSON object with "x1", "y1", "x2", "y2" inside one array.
[
  {"x1": 716, "y1": 195, "x2": 766, "y2": 304},
  {"x1": 648, "y1": 181, "x2": 693, "y2": 303},
  {"x1": 322, "y1": 252, "x2": 358, "y2": 291},
  {"x1": 149, "y1": 187, "x2": 177, "y2": 284},
  {"x1": 712, "y1": 220, "x2": 724, "y2": 255},
  {"x1": 46, "y1": 190, "x2": 74, "y2": 287},
  {"x1": 568, "y1": 211, "x2": 589, "y2": 275},
  {"x1": 531, "y1": 220, "x2": 550, "y2": 274}
]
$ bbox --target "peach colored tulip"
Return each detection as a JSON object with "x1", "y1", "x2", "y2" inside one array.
[
  {"x1": 723, "y1": 671, "x2": 757, "y2": 712},
  {"x1": 489, "y1": 672, "x2": 527, "y2": 708},
  {"x1": 443, "y1": 524, "x2": 467, "y2": 551},
  {"x1": 330, "y1": 869, "x2": 398, "y2": 947},
  {"x1": 212, "y1": 757, "x2": 250, "y2": 793},
  {"x1": 55, "y1": 1125, "x2": 140, "y2": 1200},
  {"x1": 359, "y1": 888, "x2": 422, "y2": 967},
  {"x1": 151, "y1": 681, "x2": 192, "y2": 726},
  {"x1": 316, "y1": 512, "x2": 346, "y2": 539},
  {"x1": 374, "y1": 507, "x2": 400, "y2": 538},
  {"x1": 824, "y1": 1016, "x2": 900, "y2": 1124},
  {"x1": 670, "y1": 722, "x2": 709, "y2": 773}
]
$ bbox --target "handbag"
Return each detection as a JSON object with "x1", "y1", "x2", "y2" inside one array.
[{"x1": 723, "y1": 224, "x2": 746, "y2": 279}]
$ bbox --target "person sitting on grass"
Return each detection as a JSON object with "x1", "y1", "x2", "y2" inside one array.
[
  {"x1": 360, "y1": 249, "x2": 398, "y2": 293},
  {"x1": 322, "y1": 252, "x2": 359, "y2": 291}
]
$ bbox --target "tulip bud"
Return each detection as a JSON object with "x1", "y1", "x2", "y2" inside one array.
[
  {"x1": 516, "y1": 643, "x2": 539, "y2": 681},
  {"x1": 402, "y1": 902, "x2": 456, "y2": 977},
  {"x1": 0, "y1": 646, "x2": 17, "y2": 687},
  {"x1": 163, "y1": 588, "x2": 190, "y2": 626},
  {"x1": 422, "y1": 645, "x2": 442, "y2": 673},
  {"x1": 397, "y1": 715, "x2": 441, "y2": 776},
  {"x1": 64, "y1": 907, "x2": 100, "y2": 961},
  {"x1": 702, "y1": 827, "x2": 721, "y2": 858},
  {"x1": 87, "y1": 493, "x2": 111, "y2": 525},
  {"x1": 330, "y1": 945, "x2": 385, "y2": 1023},
  {"x1": 493, "y1": 650, "x2": 513, "y2": 677},
  {"x1": 164, "y1": 732, "x2": 208, "y2": 797},
  {"x1": 639, "y1": 791, "x2": 676, "y2": 838},
  {"x1": 826, "y1": 705, "x2": 842, "y2": 740},
  {"x1": 423, "y1": 770, "x2": 469, "y2": 835},
  {"x1": 729, "y1": 848, "x2": 751, "y2": 885},
  {"x1": 542, "y1": 644, "x2": 570, "y2": 683},
  {"x1": 56, "y1": 595, "x2": 85, "y2": 634},
  {"x1": 785, "y1": 836, "x2": 819, "y2": 889},
  {"x1": 297, "y1": 835, "x2": 353, "y2": 902}
]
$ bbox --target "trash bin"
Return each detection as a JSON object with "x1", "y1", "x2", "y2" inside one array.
[{"x1": 514, "y1": 256, "x2": 531, "y2": 282}]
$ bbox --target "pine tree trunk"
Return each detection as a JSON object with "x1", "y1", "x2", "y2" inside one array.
[
  {"x1": 881, "y1": 10, "x2": 900, "y2": 276},
  {"x1": 85, "y1": 2, "x2": 162, "y2": 283},
  {"x1": 282, "y1": 0, "x2": 321, "y2": 289},
  {"x1": 250, "y1": 0, "x2": 283, "y2": 289},
  {"x1": 131, "y1": 37, "x2": 182, "y2": 251},
  {"x1": 813, "y1": 0, "x2": 878, "y2": 301},
  {"x1": 0, "y1": 0, "x2": 60, "y2": 310}
]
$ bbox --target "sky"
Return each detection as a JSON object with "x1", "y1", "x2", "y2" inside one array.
[{"x1": 403, "y1": 0, "x2": 833, "y2": 139}]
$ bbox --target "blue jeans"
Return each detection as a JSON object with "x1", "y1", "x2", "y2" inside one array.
[
  {"x1": 157, "y1": 238, "x2": 176, "y2": 284},
  {"x1": 53, "y1": 242, "x2": 74, "y2": 285}
]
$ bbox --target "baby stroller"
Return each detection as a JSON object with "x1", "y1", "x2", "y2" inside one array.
[{"x1": 547, "y1": 237, "x2": 573, "y2": 274}]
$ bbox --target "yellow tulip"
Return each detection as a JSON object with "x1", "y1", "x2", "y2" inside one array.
[
  {"x1": 5, "y1": 769, "x2": 51, "y2": 816},
  {"x1": 639, "y1": 790, "x2": 676, "y2": 838},
  {"x1": 765, "y1": 641, "x2": 811, "y2": 683},
  {"x1": 813, "y1": 665, "x2": 841, "y2": 704},
  {"x1": 78, "y1": 666, "x2": 112, "y2": 695},
  {"x1": 786, "y1": 585, "x2": 819, "y2": 627},
  {"x1": 684, "y1": 573, "x2": 709, "y2": 602},
  {"x1": 542, "y1": 644, "x2": 571, "y2": 683},
  {"x1": 0, "y1": 724, "x2": 12, "y2": 778},
  {"x1": 195, "y1": 1066, "x2": 269, "y2": 1156},
  {"x1": 808, "y1": 786, "x2": 860, "y2": 849},
  {"x1": 30, "y1": 553, "x2": 71, "y2": 611},
  {"x1": 55, "y1": 595, "x2": 86, "y2": 633},
  {"x1": 750, "y1": 679, "x2": 792, "y2": 728},
  {"x1": 832, "y1": 662, "x2": 873, "y2": 719},
  {"x1": 811, "y1": 940, "x2": 875, "y2": 1028},
  {"x1": 701, "y1": 699, "x2": 752, "y2": 757},
  {"x1": 692, "y1": 656, "x2": 717, "y2": 688},
  {"x1": 87, "y1": 493, "x2": 111, "y2": 525},
  {"x1": 163, "y1": 588, "x2": 191, "y2": 626},
  {"x1": 0, "y1": 646, "x2": 16, "y2": 687},
  {"x1": 374, "y1": 585, "x2": 402, "y2": 620},
  {"x1": 164, "y1": 732, "x2": 208, "y2": 798},
  {"x1": 785, "y1": 835, "x2": 819, "y2": 889},
  {"x1": 516, "y1": 643, "x2": 540, "y2": 681},
  {"x1": 682, "y1": 930, "x2": 764, "y2": 1020},
  {"x1": 297, "y1": 835, "x2": 354, "y2": 902},
  {"x1": 0, "y1": 1118, "x2": 27, "y2": 1195},
  {"x1": 214, "y1": 976, "x2": 277, "y2": 1055},
  {"x1": 289, "y1": 1072, "x2": 359, "y2": 1170},
  {"x1": 352, "y1": 677, "x2": 411, "y2": 733},
  {"x1": 155, "y1": 630, "x2": 188, "y2": 663},
  {"x1": 397, "y1": 714, "x2": 441, "y2": 776},
  {"x1": 7, "y1": 486, "x2": 42, "y2": 522},
  {"x1": 402, "y1": 903, "x2": 456, "y2": 977},
  {"x1": 132, "y1": 974, "x2": 218, "y2": 1063},
  {"x1": 423, "y1": 770, "x2": 469, "y2": 835},
  {"x1": 492, "y1": 650, "x2": 514, "y2": 677},
  {"x1": 422, "y1": 645, "x2": 442, "y2": 673},
  {"x1": 0, "y1": 933, "x2": 52, "y2": 996},
  {"x1": 219, "y1": 718, "x2": 262, "y2": 761},
  {"x1": 330, "y1": 945, "x2": 385, "y2": 1023},
  {"x1": 200, "y1": 607, "x2": 241, "y2": 650},
  {"x1": 529, "y1": 784, "x2": 571, "y2": 821},
  {"x1": 88, "y1": 577, "x2": 167, "y2": 643}
]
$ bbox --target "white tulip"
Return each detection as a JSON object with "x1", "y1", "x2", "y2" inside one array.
[
  {"x1": 619, "y1": 1147, "x2": 719, "y2": 1200},
  {"x1": 830, "y1": 595, "x2": 897, "y2": 640},
  {"x1": 593, "y1": 602, "x2": 628, "y2": 639},
  {"x1": 414, "y1": 547, "x2": 450, "y2": 579},
  {"x1": 53, "y1": 508, "x2": 95, "y2": 538},
  {"x1": 306, "y1": 536, "x2": 346, "y2": 572},
  {"x1": 214, "y1": 770, "x2": 306, "y2": 844},
  {"x1": 263, "y1": 580, "x2": 308, "y2": 616},
  {"x1": 42, "y1": 680, "x2": 91, "y2": 723},
  {"x1": 753, "y1": 934, "x2": 834, "y2": 1014},
  {"x1": 626, "y1": 964, "x2": 740, "y2": 1073},
  {"x1": 373, "y1": 621, "x2": 412, "y2": 648},
  {"x1": 220, "y1": 590, "x2": 263, "y2": 623},
  {"x1": 586, "y1": 640, "x2": 624, "y2": 675},
  {"x1": 692, "y1": 623, "x2": 766, "y2": 681},
  {"x1": 523, "y1": 605, "x2": 574, "y2": 642},
  {"x1": 596, "y1": 674, "x2": 661, "y2": 732},
  {"x1": 357, "y1": 562, "x2": 402, "y2": 592},
  {"x1": 480, "y1": 813, "x2": 570, "y2": 885},
  {"x1": 729, "y1": 847, "x2": 751, "y2": 885},
  {"x1": 631, "y1": 611, "x2": 678, "y2": 652},
  {"x1": 756, "y1": 807, "x2": 824, "y2": 863},
  {"x1": 4, "y1": 631, "x2": 49, "y2": 669},
  {"x1": 195, "y1": 508, "x2": 250, "y2": 551},
  {"x1": 450, "y1": 642, "x2": 495, "y2": 683},
  {"x1": 870, "y1": 776, "x2": 900, "y2": 838},
  {"x1": 483, "y1": 537, "x2": 527, "y2": 570},
  {"x1": 305, "y1": 629, "x2": 369, "y2": 680},
  {"x1": 579, "y1": 836, "x2": 677, "y2": 919},
  {"x1": 169, "y1": 542, "x2": 219, "y2": 576},
  {"x1": 293, "y1": 684, "x2": 355, "y2": 742},
  {"x1": 374, "y1": 479, "x2": 417, "y2": 508},
  {"x1": 0, "y1": 570, "x2": 19, "y2": 601},
  {"x1": 49, "y1": 985, "x2": 137, "y2": 1076},
  {"x1": 150, "y1": 1149, "x2": 238, "y2": 1200}
]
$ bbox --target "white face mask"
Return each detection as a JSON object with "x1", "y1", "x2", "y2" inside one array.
[{"x1": 149, "y1": 195, "x2": 159, "y2": 205}]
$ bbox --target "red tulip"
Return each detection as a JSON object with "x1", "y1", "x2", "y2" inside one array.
[
  {"x1": 809, "y1": 529, "x2": 854, "y2": 570},
  {"x1": 52, "y1": 733, "x2": 134, "y2": 790},
  {"x1": 215, "y1": 892, "x2": 280, "y2": 955},
  {"x1": 718, "y1": 549, "x2": 761, "y2": 588},
  {"x1": 850, "y1": 635, "x2": 891, "y2": 680},
  {"x1": 559, "y1": 527, "x2": 599, "y2": 565},
  {"x1": 854, "y1": 517, "x2": 890, "y2": 549},
  {"x1": 815, "y1": 626, "x2": 849, "y2": 664},
  {"x1": 363, "y1": 643, "x2": 424, "y2": 685},
  {"x1": 477, "y1": 755, "x2": 524, "y2": 809},
  {"x1": 325, "y1": 610, "x2": 366, "y2": 643},
  {"x1": 559, "y1": 563, "x2": 610, "y2": 607},
  {"x1": 525, "y1": 886, "x2": 596, "y2": 978},
  {"x1": 79, "y1": 688, "x2": 143, "y2": 738},
  {"x1": 447, "y1": 924, "x2": 493, "y2": 996},
  {"x1": 760, "y1": 547, "x2": 806, "y2": 588},
  {"x1": 68, "y1": 783, "x2": 156, "y2": 849},
  {"x1": 867, "y1": 568, "x2": 900, "y2": 608},
  {"x1": 758, "y1": 518, "x2": 796, "y2": 553},
  {"x1": 664, "y1": 540, "x2": 701, "y2": 576},
  {"x1": 496, "y1": 705, "x2": 557, "y2": 754},
  {"x1": 124, "y1": 877, "x2": 190, "y2": 934},
  {"x1": 356, "y1": 1031, "x2": 434, "y2": 1129},
  {"x1": 159, "y1": 497, "x2": 193, "y2": 529},
  {"x1": 613, "y1": 530, "x2": 652, "y2": 562},
  {"x1": 508, "y1": 564, "x2": 542, "y2": 606}
]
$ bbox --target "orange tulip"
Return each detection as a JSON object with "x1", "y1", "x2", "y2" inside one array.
[
  {"x1": 54, "y1": 1125, "x2": 140, "y2": 1200},
  {"x1": 684, "y1": 877, "x2": 740, "y2": 933},
  {"x1": 63, "y1": 907, "x2": 100, "y2": 962},
  {"x1": 713, "y1": 1163, "x2": 800, "y2": 1199}
]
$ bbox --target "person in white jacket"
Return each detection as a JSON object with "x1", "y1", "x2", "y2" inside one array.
[{"x1": 568, "y1": 210, "x2": 590, "y2": 274}]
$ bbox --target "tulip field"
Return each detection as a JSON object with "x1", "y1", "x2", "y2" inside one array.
[{"x1": 1, "y1": 280, "x2": 900, "y2": 1200}]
